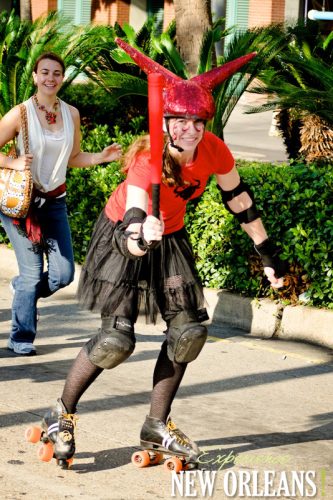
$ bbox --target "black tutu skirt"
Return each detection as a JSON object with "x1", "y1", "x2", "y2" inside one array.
[{"x1": 77, "y1": 209, "x2": 208, "y2": 324}]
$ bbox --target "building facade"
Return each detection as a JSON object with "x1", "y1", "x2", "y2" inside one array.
[{"x1": 1, "y1": 0, "x2": 330, "y2": 30}]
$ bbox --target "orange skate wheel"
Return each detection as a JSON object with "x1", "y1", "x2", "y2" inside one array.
[
  {"x1": 150, "y1": 451, "x2": 163, "y2": 465},
  {"x1": 25, "y1": 426, "x2": 42, "y2": 443},
  {"x1": 164, "y1": 456, "x2": 184, "y2": 473},
  {"x1": 37, "y1": 442, "x2": 54, "y2": 462},
  {"x1": 131, "y1": 450, "x2": 151, "y2": 468}
]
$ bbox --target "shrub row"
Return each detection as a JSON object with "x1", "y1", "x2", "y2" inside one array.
[
  {"x1": 60, "y1": 83, "x2": 147, "y2": 134},
  {"x1": 186, "y1": 162, "x2": 333, "y2": 309}
]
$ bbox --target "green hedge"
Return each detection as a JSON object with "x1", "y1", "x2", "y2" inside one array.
[
  {"x1": 186, "y1": 162, "x2": 333, "y2": 308},
  {"x1": 60, "y1": 83, "x2": 147, "y2": 134},
  {"x1": 66, "y1": 124, "x2": 138, "y2": 262},
  {"x1": 1, "y1": 126, "x2": 332, "y2": 309}
]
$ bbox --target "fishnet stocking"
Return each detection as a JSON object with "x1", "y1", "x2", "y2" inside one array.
[
  {"x1": 61, "y1": 347, "x2": 103, "y2": 413},
  {"x1": 149, "y1": 340, "x2": 187, "y2": 422}
]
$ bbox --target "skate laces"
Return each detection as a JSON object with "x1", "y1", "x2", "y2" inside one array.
[
  {"x1": 60, "y1": 413, "x2": 78, "y2": 431},
  {"x1": 58, "y1": 413, "x2": 78, "y2": 443},
  {"x1": 167, "y1": 419, "x2": 190, "y2": 447}
]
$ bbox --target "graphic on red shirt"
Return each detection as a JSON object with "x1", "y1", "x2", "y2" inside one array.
[
  {"x1": 105, "y1": 131, "x2": 234, "y2": 234},
  {"x1": 174, "y1": 180, "x2": 201, "y2": 200}
]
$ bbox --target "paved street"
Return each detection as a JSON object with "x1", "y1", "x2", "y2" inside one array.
[
  {"x1": 224, "y1": 99, "x2": 288, "y2": 163},
  {"x1": 1, "y1": 270, "x2": 333, "y2": 499}
]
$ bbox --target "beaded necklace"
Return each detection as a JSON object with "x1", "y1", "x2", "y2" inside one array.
[{"x1": 33, "y1": 94, "x2": 59, "y2": 125}]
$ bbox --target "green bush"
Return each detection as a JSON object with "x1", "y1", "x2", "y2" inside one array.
[
  {"x1": 185, "y1": 162, "x2": 333, "y2": 308},
  {"x1": 60, "y1": 83, "x2": 148, "y2": 134}
]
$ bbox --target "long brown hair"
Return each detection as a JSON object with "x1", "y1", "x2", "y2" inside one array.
[{"x1": 122, "y1": 134, "x2": 187, "y2": 188}]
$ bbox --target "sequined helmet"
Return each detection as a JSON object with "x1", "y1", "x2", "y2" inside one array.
[{"x1": 115, "y1": 38, "x2": 256, "y2": 120}]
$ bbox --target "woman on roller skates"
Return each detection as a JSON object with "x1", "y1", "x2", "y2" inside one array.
[{"x1": 41, "y1": 39, "x2": 285, "y2": 468}]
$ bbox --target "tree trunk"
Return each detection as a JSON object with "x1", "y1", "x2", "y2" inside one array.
[
  {"x1": 20, "y1": 0, "x2": 32, "y2": 21},
  {"x1": 299, "y1": 114, "x2": 333, "y2": 164},
  {"x1": 173, "y1": 0, "x2": 212, "y2": 76},
  {"x1": 276, "y1": 109, "x2": 302, "y2": 160}
]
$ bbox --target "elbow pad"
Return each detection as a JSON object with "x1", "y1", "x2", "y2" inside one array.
[
  {"x1": 218, "y1": 180, "x2": 260, "y2": 224},
  {"x1": 112, "y1": 207, "x2": 147, "y2": 260}
]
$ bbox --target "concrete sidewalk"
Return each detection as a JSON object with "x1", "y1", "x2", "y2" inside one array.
[
  {"x1": 1, "y1": 245, "x2": 333, "y2": 499},
  {"x1": 1, "y1": 244, "x2": 332, "y2": 350}
]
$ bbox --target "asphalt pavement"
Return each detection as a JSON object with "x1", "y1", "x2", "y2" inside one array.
[
  {"x1": 0, "y1": 245, "x2": 333, "y2": 500},
  {"x1": 224, "y1": 97, "x2": 288, "y2": 163}
]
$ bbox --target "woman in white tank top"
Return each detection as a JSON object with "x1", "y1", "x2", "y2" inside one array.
[{"x1": 0, "y1": 52, "x2": 122, "y2": 356}]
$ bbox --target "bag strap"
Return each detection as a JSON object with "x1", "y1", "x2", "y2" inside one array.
[{"x1": 19, "y1": 103, "x2": 29, "y2": 155}]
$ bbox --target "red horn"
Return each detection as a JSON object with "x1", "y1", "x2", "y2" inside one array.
[
  {"x1": 191, "y1": 52, "x2": 256, "y2": 90},
  {"x1": 115, "y1": 38, "x2": 182, "y2": 84}
]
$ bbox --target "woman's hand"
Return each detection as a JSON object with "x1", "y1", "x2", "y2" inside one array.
[
  {"x1": 101, "y1": 143, "x2": 122, "y2": 163},
  {"x1": 141, "y1": 215, "x2": 164, "y2": 244},
  {"x1": 264, "y1": 267, "x2": 284, "y2": 289},
  {"x1": 10, "y1": 154, "x2": 33, "y2": 171}
]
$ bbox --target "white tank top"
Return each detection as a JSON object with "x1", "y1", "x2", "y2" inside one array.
[
  {"x1": 17, "y1": 97, "x2": 74, "y2": 192},
  {"x1": 39, "y1": 128, "x2": 65, "y2": 187}
]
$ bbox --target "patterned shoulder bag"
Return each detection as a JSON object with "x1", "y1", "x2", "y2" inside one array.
[{"x1": 0, "y1": 103, "x2": 33, "y2": 218}]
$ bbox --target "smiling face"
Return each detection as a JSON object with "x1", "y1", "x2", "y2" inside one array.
[
  {"x1": 33, "y1": 58, "x2": 64, "y2": 96},
  {"x1": 168, "y1": 118, "x2": 205, "y2": 152}
]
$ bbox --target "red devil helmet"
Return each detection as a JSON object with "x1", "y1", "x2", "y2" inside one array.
[{"x1": 115, "y1": 38, "x2": 256, "y2": 120}]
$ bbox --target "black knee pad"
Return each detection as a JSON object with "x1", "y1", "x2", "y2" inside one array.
[
  {"x1": 85, "y1": 316, "x2": 135, "y2": 369},
  {"x1": 166, "y1": 311, "x2": 207, "y2": 363}
]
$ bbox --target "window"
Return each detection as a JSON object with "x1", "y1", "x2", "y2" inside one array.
[{"x1": 57, "y1": 0, "x2": 92, "y2": 25}]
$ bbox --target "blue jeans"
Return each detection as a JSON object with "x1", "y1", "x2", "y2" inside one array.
[{"x1": 0, "y1": 196, "x2": 75, "y2": 343}]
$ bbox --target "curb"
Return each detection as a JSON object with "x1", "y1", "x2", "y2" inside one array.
[
  {"x1": 1, "y1": 245, "x2": 332, "y2": 350},
  {"x1": 204, "y1": 289, "x2": 333, "y2": 350}
]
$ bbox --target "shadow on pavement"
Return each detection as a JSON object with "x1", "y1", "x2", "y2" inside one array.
[
  {"x1": 1, "y1": 362, "x2": 333, "y2": 429},
  {"x1": 50, "y1": 411, "x2": 333, "y2": 474}
]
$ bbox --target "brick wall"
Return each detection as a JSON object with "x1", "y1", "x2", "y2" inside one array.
[
  {"x1": 163, "y1": 0, "x2": 174, "y2": 30},
  {"x1": 31, "y1": 0, "x2": 288, "y2": 30},
  {"x1": 117, "y1": 0, "x2": 130, "y2": 25},
  {"x1": 31, "y1": 0, "x2": 57, "y2": 20},
  {"x1": 248, "y1": 0, "x2": 285, "y2": 28},
  {"x1": 91, "y1": 0, "x2": 129, "y2": 26}
]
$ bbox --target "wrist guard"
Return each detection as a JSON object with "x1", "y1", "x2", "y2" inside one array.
[
  {"x1": 136, "y1": 224, "x2": 161, "y2": 252},
  {"x1": 254, "y1": 239, "x2": 287, "y2": 278},
  {"x1": 218, "y1": 180, "x2": 260, "y2": 224},
  {"x1": 112, "y1": 207, "x2": 147, "y2": 260}
]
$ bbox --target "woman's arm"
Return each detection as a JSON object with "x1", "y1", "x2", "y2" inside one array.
[
  {"x1": 0, "y1": 106, "x2": 33, "y2": 170},
  {"x1": 216, "y1": 167, "x2": 284, "y2": 288},
  {"x1": 112, "y1": 185, "x2": 164, "y2": 259},
  {"x1": 68, "y1": 106, "x2": 122, "y2": 168},
  {"x1": 216, "y1": 167, "x2": 268, "y2": 245}
]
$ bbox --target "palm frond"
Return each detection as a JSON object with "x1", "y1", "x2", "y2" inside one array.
[
  {"x1": 152, "y1": 33, "x2": 188, "y2": 78},
  {"x1": 91, "y1": 71, "x2": 148, "y2": 100},
  {"x1": 197, "y1": 18, "x2": 231, "y2": 74}
]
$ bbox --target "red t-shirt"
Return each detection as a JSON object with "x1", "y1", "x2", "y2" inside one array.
[{"x1": 105, "y1": 131, "x2": 234, "y2": 234}]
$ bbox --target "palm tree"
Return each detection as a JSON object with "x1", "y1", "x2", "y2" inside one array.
[
  {"x1": 247, "y1": 20, "x2": 333, "y2": 162},
  {"x1": 20, "y1": 0, "x2": 32, "y2": 21},
  {"x1": 0, "y1": 11, "x2": 114, "y2": 117},
  {"x1": 173, "y1": 0, "x2": 213, "y2": 76}
]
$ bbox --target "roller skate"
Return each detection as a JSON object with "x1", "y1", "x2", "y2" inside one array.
[
  {"x1": 25, "y1": 399, "x2": 77, "y2": 469},
  {"x1": 131, "y1": 416, "x2": 200, "y2": 473}
]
